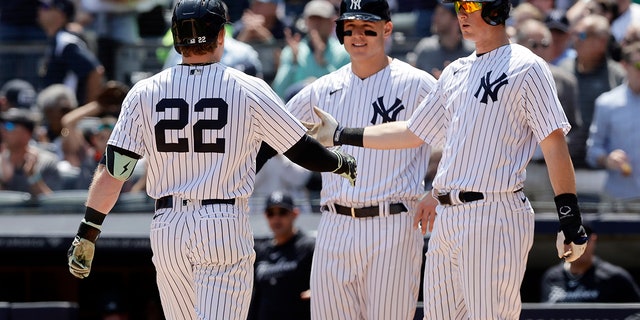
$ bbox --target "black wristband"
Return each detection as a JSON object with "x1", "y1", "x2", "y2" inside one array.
[
  {"x1": 554, "y1": 193, "x2": 583, "y2": 243},
  {"x1": 84, "y1": 207, "x2": 107, "y2": 225},
  {"x1": 76, "y1": 207, "x2": 106, "y2": 243},
  {"x1": 336, "y1": 127, "x2": 364, "y2": 147}
]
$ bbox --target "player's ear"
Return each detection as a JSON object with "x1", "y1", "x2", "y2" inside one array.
[
  {"x1": 217, "y1": 27, "x2": 225, "y2": 45},
  {"x1": 383, "y1": 21, "x2": 393, "y2": 38}
]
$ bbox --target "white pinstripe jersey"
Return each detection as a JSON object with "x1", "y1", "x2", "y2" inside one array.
[
  {"x1": 108, "y1": 63, "x2": 307, "y2": 200},
  {"x1": 287, "y1": 59, "x2": 436, "y2": 207},
  {"x1": 407, "y1": 44, "x2": 570, "y2": 193}
]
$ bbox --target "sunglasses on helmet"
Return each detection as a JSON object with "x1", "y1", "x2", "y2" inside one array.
[{"x1": 454, "y1": 1, "x2": 484, "y2": 14}]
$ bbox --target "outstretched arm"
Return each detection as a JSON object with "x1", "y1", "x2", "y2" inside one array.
[
  {"x1": 283, "y1": 135, "x2": 357, "y2": 186},
  {"x1": 540, "y1": 129, "x2": 588, "y2": 263},
  {"x1": 304, "y1": 106, "x2": 424, "y2": 149}
]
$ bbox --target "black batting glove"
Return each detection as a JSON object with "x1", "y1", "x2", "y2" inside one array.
[
  {"x1": 331, "y1": 148, "x2": 357, "y2": 186},
  {"x1": 554, "y1": 193, "x2": 588, "y2": 262}
]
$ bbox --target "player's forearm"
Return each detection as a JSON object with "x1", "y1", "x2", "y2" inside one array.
[
  {"x1": 362, "y1": 121, "x2": 423, "y2": 149},
  {"x1": 540, "y1": 130, "x2": 577, "y2": 195},
  {"x1": 283, "y1": 135, "x2": 342, "y2": 172},
  {"x1": 85, "y1": 165, "x2": 126, "y2": 214}
]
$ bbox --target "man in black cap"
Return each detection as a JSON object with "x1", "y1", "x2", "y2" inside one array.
[
  {"x1": 36, "y1": 0, "x2": 104, "y2": 105},
  {"x1": 248, "y1": 191, "x2": 315, "y2": 320},
  {"x1": 0, "y1": 79, "x2": 37, "y2": 112}
]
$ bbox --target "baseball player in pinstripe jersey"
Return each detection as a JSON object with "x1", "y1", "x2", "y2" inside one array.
[
  {"x1": 287, "y1": 0, "x2": 437, "y2": 319},
  {"x1": 306, "y1": 0, "x2": 590, "y2": 318},
  {"x1": 65, "y1": 1, "x2": 357, "y2": 319}
]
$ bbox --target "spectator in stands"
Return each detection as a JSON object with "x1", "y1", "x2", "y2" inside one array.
[
  {"x1": 0, "y1": 108, "x2": 61, "y2": 196},
  {"x1": 516, "y1": 19, "x2": 582, "y2": 204},
  {"x1": 409, "y1": 2, "x2": 474, "y2": 79},
  {"x1": 621, "y1": 22, "x2": 640, "y2": 49},
  {"x1": 271, "y1": 0, "x2": 349, "y2": 99},
  {"x1": 586, "y1": 41, "x2": 640, "y2": 213},
  {"x1": 58, "y1": 80, "x2": 128, "y2": 190},
  {"x1": 37, "y1": 0, "x2": 104, "y2": 105},
  {"x1": 76, "y1": 0, "x2": 155, "y2": 81},
  {"x1": 34, "y1": 84, "x2": 78, "y2": 163},
  {"x1": 540, "y1": 224, "x2": 640, "y2": 302},
  {"x1": 507, "y1": 2, "x2": 545, "y2": 40},
  {"x1": 559, "y1": 14, "x2": 625, "y2": 171},
  {"x1": 0, "y1": 79, "x2": 37, "y2": 112},
  {"x1": 0, "y1": 0, "x2": 48, "y2": 87},
  {"x1": 247, "y1": 191, "x2": 314, "y2": 320},
  {"x1": 545, "y1": 9, "x2": 576, "y2": 66},
  {"x1": 234, "y1": 0, "x2": 287, "y2": 44}
]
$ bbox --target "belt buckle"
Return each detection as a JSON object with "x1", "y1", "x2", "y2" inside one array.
[{"x1": 351, "y1": 207, "x2": 356, "y2": 218}]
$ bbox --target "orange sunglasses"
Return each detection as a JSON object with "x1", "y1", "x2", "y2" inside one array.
[{"x1": 454, "y1": 1, "x2": 484, "y2": 13}]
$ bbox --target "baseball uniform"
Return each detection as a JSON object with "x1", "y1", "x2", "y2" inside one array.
[
  {"x1": 109, "y1": 63, "x2": 308, "y2": 320},
  {"x1": 407, "y1": 43, "x2": 570, "y2": 319},
  {"x1": 288, "y1": 58, "x2": 436, "y2": 319}
]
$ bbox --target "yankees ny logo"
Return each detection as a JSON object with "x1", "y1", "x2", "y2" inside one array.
[
  {"x1": 474, "y1": 71, "x2": 508, "y2": 104},
  {"x1": 350, "y1": 0, "x2": 362, "y2": 10},
  {"x1": 371, "y1": 97, "x2": 405, "y2": 125}
]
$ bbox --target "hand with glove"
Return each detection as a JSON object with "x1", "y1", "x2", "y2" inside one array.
[
  {"x1": 301, "y1": 106, "x2": 340, "y2": 147},
  {"x1": 67, "y1": 207, "x2": 106, "y2": 279},
  {"x1": 554, "y1": 193, "x2": 588, "y2": 262},
  {"x1": 331, "y1": 148, "x2": 357, "y2": 187}
]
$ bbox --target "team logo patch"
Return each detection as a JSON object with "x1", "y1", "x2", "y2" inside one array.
[
  {"x1": 474, "y1": 71, "x2": 508, "y2": 104},
  {"x1": 350, "y1": 0, "x2": 361, "y2": 10},
  {"x1": 370, "y1": 96, "x2": 405, "y2": 125}
]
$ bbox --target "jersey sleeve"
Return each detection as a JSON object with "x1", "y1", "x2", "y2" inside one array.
[
  {"x1": 107, "y1": 81, "x2": 146, "y2": 157},
  {"x1": 524, "y1": 61, "x2": 570, "y2": 143},
  {"x1": 249, "y1": 78, "x2": 307, "y2": 154},
  {"x1": 406, "y1": 78, "x2": 448, "y2": 148}
]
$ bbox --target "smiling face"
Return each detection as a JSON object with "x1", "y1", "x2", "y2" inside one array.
[{"x1": 342, "y1": 19, "x2": 391, "y2": 61}]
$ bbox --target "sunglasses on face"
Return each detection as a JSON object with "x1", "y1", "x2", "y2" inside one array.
[
  {"x1": 573, "y1": 31, "x2": 590, "y2": 41},
  {"x1": 266, "y1": 208, "x2": 291, "y2": 218},
  {"x1": 1, "y1": 121, "x2": 16, "y2": 132},
  {"x1": 454, "y1": 1, "x2": 483, "y2": 14}
]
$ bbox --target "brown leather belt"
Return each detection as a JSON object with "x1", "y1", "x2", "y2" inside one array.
[
  {"x1": 155, "y1": 196, "x2": 235, "y2": 210},
  {"x1": 321, "y1": 203, "x2": 407, "y2": 218},
  {"x1": 436, "y1": 191, "x2": 484, "y2": 205}
]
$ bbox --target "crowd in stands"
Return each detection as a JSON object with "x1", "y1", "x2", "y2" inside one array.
[{"x1": 1, "y1": 0, "x2": 640, "y2": 215}]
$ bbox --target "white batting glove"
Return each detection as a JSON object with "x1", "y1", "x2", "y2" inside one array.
[
  {"x1": 68, "y1": 236, "x2": 96, "y2": 279},
  {"x1": 555, "y1": 229, "x2": 587, "y2": 263},
  {"x1": 301, "y1": 106, "x2": 339, "y2": 147}
]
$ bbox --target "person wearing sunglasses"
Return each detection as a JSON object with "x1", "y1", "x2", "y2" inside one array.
[
  {"x1": 248, "y1": 191, "x2": 315, "y2": 320},
  {"x1": 586, "y1": 41, "x2": 640, "y2": 213},
  {"x1": 304, "y1": 0, "x2": 590, "y2": 318},
  {"x1": 0, "y1": 107, "x2": 62, "y2": 196}
]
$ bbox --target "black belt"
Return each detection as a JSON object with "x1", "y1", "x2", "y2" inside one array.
[
  {"x1": 155, "y1": 196, "x2": 235, "y2": 210},
  {"x1": 436, "y1": 191, "x2": 484, "y2": 205},
  {"x1": 321, "y1": 203, "x2": 407, "y2": 218}
]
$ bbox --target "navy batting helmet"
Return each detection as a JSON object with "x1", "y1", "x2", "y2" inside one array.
[
  {"x1": 443, "y1": 0, "x2": 511, "y2": 26},
  {"x1": 335, "y1": 0, "x2": 392, "y2": 44},
  {"x1": 171, "y1": 0, "x2": 228, "y2": 53}
]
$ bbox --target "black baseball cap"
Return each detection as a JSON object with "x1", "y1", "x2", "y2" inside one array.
[
  {"x1": 545, "y1": 9, "x2": 570, "y2": 33},
  {"x1": 0, "y1": 79, "x2": 36, "y2": 110},
  {"x1": 337, "y1": 0, "x2": 392, "y2": 22},
  {"x1": 39, "y1": 0, "x2": 75, "y2": 20},
  {"x1": 265, "y1": 191, "x2": 295, "y2": 211}
]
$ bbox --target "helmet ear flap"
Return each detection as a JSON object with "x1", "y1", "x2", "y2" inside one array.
[{"x1": 481, "y1": 0, "x2": 511, "y2": 26}]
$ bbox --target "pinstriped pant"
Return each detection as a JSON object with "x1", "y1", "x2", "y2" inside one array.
[
  {"x1": 423, "y1": 192, "x2": 534, "y2": 320},
  {"x1": 150, "y1": 202, "x2": 255, "y2": 320},
  {"x1": 310, "y1": 211, "x2": 424, "y2": 320}
]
